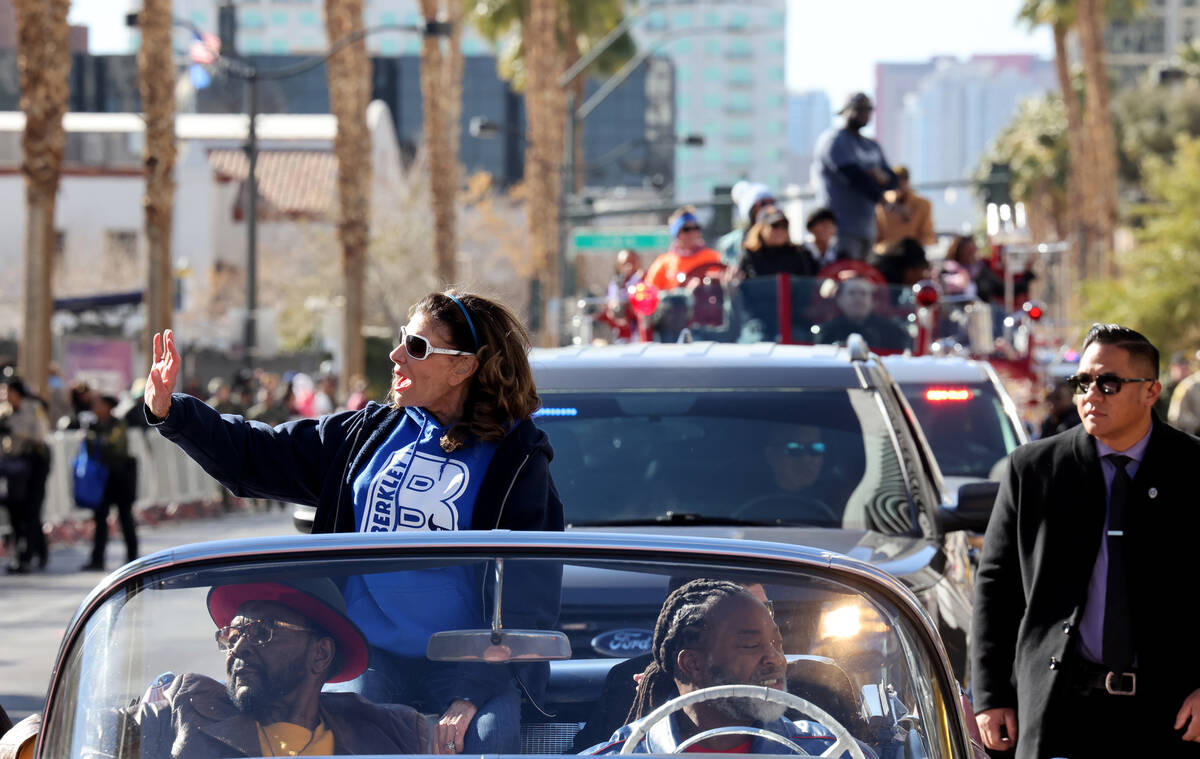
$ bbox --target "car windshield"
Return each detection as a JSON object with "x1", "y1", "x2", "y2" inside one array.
[
  {"x1": 899, "y1": 382, "x2": 1021, "y2": 479},
  {"x1": 601, "y1": 274, "x2": 916, "y2": 353},
  {"x1": 39, "y1": 544, "x2": 958, "y2": 758},
  {"x1": 537, "y1": 389, "x2": 920, "y2": 534}
]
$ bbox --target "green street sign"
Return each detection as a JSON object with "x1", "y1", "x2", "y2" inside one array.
[{"x1": 572, "y1": 228, "x2": 671, "y2": 254}]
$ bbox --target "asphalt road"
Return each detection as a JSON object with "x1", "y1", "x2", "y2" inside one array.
[{"x1": 0, "y1": 508, "x2": 293, "y2": 722}]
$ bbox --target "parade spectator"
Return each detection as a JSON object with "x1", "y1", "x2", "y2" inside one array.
[
  {"x1": 812, "y1": 93, "x2": 897, "y2": 261},
  {"x1": 646, "y1": 207, "x2": 723, "y2": 291},
  {"x1": 1037, "y1": 381, "x2": 1081, "y2": 439},
  {"x1": 0, "y1": 377, "x2": 50, "y2": 574},
  {"x1": 814, "y1": 275, "x2": 910, "y2": 352},
  {"x1": 143, "y1": 291, "x2": 563, "y2": 755},
  {"x1": 596, "y1": 249, "x2": 645, "y2": 342},
  {"x1": 1155, "y1": 351, "x2": 1191, "y2": 420},
  {"x1": 119, "y1": 577, "x2": 428, "y2": 758},
  {"x1": 874, "y1": 166, "x2": 935, "y2": 253},
  {"x1": 717, "y1": 182, "x2": 776, "y2": 265},
  {"x1": 81, "y1": 395, "x2": 138, "y2": 572},
  {"x1": 206, "y1": 377, "x2": 244, "y2": 416},
  {"x1": 63, "y1": 381, "x2": 96, "y2": 430},
  {"x1": 345, "y1": 375, "x2": 370, "y2": 412},
  {"x1": 733, "y1": 208, "x2": 819, "y2": 280},
  {"x1": 313, "y1": 374, "x2": 338, "y2": 416},
  {"x1": 868, "y1": 237, "x2": 929, "y2": 288},
  {"x1": 1168, "y1": 353, "x2": 1200, "y2": 434},
  {"x1": 801, "y1": 207, "x2": 838, "y2": 268},
  {"x1": 973, "y1": 325, "x2": 1200, "y2": 757},
  {"x1": 246, "y1": 373, "x2": 294, "y2": 426},
  {"x1": 937, "y1": 235, "x2": 980, "y2": 298}
]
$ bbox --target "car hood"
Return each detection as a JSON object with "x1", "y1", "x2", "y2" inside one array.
[{"x1": 568, "y1": 524, "x2": 941, "y2": 590}]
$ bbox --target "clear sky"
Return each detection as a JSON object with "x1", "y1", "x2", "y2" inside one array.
[
  {"x1": 70, "y1": 0, "x2": 1056, "y2": 101},
  {"x1": 786, "y1": 0, "x2": 1055, "y2": 104}
]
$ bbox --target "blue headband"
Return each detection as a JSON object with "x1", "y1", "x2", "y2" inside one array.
[
  {"x1": 669, "y1": 212, "x2": 699, "y2": 240},
  {"x1": 446, "y1": 294, "x2": 479, "y2": 350}
]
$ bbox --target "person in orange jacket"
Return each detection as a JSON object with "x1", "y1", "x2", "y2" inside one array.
[{"x1": 645, "y1": 206, "x2": 723, "y2": 291}]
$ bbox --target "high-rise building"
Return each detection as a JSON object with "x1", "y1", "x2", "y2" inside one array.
[
  {"x1": 1105, "y1": 0, "x2": 1200, "y2": 85},
  {"x1": 632, "y1": 0, "x2": 788, "y2": 202},
  {"x1": 164, "y1": 0, "x2": 495, "y2": 57},
  {"x1": 786, "y1": 90, "x2": 832, "y2": 187},
  {"x1": 0, "y1": 0, "x2": 90, "y2": 53},
  {"x1": 890, "y1": 55, "x2": 1055, "y2": 232},
  {"x1": 0, "y1": 50, "x2": 671, "y2": 192},
  {"x1": 873, "y1": 60, "x2": 939, "y2": 168}
]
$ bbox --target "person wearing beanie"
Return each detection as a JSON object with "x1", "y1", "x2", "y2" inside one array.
[
  {"x1": 645, "y1": 206, "x2": 723, "y2": 291},
  {"x1": 718, "y1": 181, "x2": 776, "y2": 264}
]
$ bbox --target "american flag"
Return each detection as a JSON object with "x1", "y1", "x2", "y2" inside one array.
[{"x1": 189, "y1": 31, "x2": 221, "y2": 66}]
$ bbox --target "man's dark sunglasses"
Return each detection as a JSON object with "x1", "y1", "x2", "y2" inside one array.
[
  {"x1": 770, "y1": 221, "x2": 789, "y2": 230},
  {"x1": 784, "y1": 441, "x2": 826, "y2": 456},
  {"x1": 1066, "y1": 373, "x2": 1156, "y2": 396},
  {"x1": 215, "y1": 618, "x2": 316, "y2": 651},
  {"x1": 680, "y1": 224, "x2": 702, "y2": 233}
]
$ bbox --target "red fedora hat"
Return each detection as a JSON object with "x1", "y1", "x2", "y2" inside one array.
[{"x1": 207, "y1": 577, "x2": 368, "y2": 683}]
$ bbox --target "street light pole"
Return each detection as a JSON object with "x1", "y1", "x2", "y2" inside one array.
[
  {"x1": 243, "y1": 71, "x2": 259, "y2": 366},
  {"x1": 130, "y1": 9, "x2": 450, "y2": 369}
]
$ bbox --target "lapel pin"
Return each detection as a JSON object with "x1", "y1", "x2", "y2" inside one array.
[{"x1": 1148, "y1": 487, "x2": 1158, "y2": 499}]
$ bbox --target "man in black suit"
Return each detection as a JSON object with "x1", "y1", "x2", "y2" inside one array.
[{"x1": 972, "y1": 324, "x2": 1200, "y2": 758}]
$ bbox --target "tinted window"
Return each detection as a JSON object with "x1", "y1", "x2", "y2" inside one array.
[
  {"x1": 900, "y1": 382, "x2": 1020, "y2": 478},
  {"x1": 538, "y1": 389, "x2": 919, "y2": 534}
]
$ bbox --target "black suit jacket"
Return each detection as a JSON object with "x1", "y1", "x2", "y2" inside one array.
[{"x1": 971, "y1": 417, "x2": 1200, "y2": 758}]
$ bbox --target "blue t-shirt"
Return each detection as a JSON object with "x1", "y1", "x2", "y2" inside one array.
[
  {"x1": 812, "y1": 127, "x2": 890, "y2": 241},
  {"x1": 343, "y1": 406, "x2": 499, "y2": 657}
]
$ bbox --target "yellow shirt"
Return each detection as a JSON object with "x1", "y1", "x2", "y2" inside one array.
[{"x1": 256, "y1": 721, "x2": 334, "y2": 756}]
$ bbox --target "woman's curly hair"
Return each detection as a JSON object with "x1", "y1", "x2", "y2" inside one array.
[{"x1": 408, "y1": 291, "x2": 540, "y2": 452}]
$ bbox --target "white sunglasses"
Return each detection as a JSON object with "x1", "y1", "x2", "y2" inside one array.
[{"x1": 401, "y1": 326, "x2": 475, "y2": 361}]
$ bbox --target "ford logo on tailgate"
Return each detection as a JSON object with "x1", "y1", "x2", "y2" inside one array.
[{"x1": 591, "y1": 629, "x2": 654, "y2": 657}]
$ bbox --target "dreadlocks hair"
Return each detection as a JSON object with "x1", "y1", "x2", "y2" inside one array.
[{"x1": 625, "y1": 579, "x2": 747, "y2": 723}]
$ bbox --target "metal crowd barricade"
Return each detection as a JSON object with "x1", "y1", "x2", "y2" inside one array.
[{"x1": 38, "y1": 428, "x2": 222, "y2": 525}]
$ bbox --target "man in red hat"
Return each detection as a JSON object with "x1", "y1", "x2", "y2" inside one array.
[{"x1": 122, "y1": 577, "x2": 428, "y2": 758}]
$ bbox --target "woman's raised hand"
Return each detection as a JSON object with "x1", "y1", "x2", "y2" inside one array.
[{"x1": 145, "y1": 329, "x2": 181, "y2": 419}]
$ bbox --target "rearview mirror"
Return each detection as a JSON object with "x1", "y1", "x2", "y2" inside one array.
[
  {"x1": 425, "y1": 558, "x2": 571, "y2": 664},
  {"x1": 426, "y1": 629, "x2": 571, "y2": 663},
  {"x1": 938, "y1": 481, "x2": 1000, "y2": 533}
]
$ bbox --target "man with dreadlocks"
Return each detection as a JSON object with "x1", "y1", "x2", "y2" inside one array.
[{"x1": 583, "y1": 579, "x2": 863, "y2": 755}]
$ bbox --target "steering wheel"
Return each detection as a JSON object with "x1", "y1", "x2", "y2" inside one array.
[
  {"x1": 618, "y1": 684, "x2": 867, "y2": 758},
  {"x1": 731, "y1": 492, "x2": 841, "y2": 525}
]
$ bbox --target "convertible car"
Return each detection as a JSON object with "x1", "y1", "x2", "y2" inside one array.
[{"x1": 0, "y1": 531, "x2": 986, "y2": 759}]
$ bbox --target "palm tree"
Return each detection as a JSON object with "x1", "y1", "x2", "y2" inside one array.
[
  {"x1": 1075, "y1": 0, "x2": 1121, "y2": 276},
  {"x1": 419, "y1": 0, "x2": 465, "y2": 285},
  {"x1": 138, "y1": 0, "x2": 178, "y2": 342},
  {"x1": 1019, "y1": 0, "x2": 1095, "y2": 278},
  {"x1": 469, "y1": 0, "x2": 635, "y2": 193},
  {"x1": 324, "y1": 0, "x2": 372, "y2": 394},
  {"x1": 13, "y1": 0, "x2": 71, "y2": 395},
  {"x1": 523, "y1": 0, "x2": 565, "y2": 338}
]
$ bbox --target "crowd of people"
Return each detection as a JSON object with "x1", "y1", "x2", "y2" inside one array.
[
  {"x1": 0, "y1": 360, "x2": 376, "y2": 575},
  {"x1": 593, "y1": 92, "x2": 1033, "y2": 348}
]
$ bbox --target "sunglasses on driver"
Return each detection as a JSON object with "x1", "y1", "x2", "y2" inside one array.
[
  {"x1": 1066, "y1": 372, "x2": 1156, "y2": 396},
  {"x1": 401, "y1": 326, "x2": 475, "y2": 361},
  {"x1": 784, "y1": 441, "x2": 826, "y2": 457}
]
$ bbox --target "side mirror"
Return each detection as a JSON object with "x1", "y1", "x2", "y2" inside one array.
[
  {"x1": 938, "y1": 481, "x2": 1000, "y2": 533},
  {"x1": 292, "y1": 505, "x2": 315, "y2": 534}
]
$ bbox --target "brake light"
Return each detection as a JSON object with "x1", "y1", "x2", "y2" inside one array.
[{"x1": 924, "y1": 388, "x2": 974, "y2": 402}]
